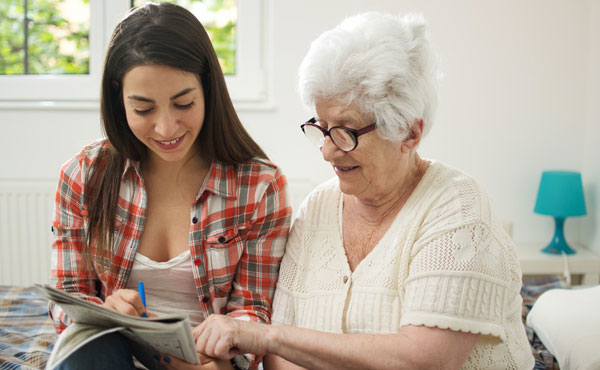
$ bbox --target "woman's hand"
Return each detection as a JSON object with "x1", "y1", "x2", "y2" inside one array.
[
  {"x1": 101, "y1": 288, "x2": 149, "y2": 317},
  {"x1": 193, "y1": 314, "x2": 270, "y2": 360},
  {"x1": 157, "y1": 353, "x2": 233, "y2": 370}
]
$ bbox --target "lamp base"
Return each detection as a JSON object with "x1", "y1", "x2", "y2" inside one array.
[
  {"x1": 541, "y1": 217, "x2": 577, "y2": 255},
  {"x1": 541, "y1": 243, "x2": 576, "y2": 255}
]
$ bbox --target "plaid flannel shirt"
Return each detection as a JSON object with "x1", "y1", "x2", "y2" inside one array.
[{"x1": 50, "y1": 140, "x2": 291, "y2": 368}]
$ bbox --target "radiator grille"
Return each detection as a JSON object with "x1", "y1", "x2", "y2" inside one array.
[{"x1": 0, "y1": 181, "x2": 55, "y2": 286}]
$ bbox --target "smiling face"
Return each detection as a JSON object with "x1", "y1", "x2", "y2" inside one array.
[
  {"x1": 315, "y1": 98, "x2": 417, "y2": 203},
  {"x1": 122, "y1": 65, "x2": 205, "y2": 167}
]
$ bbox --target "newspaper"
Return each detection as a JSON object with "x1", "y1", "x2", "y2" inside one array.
[{"x1": 34, "y1": 284, "x2": 200, "y2": 370}]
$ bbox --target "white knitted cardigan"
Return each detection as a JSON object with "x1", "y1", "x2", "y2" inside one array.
[{"x1": 271, "y1": 161, "x2": 534, "y2": 370}]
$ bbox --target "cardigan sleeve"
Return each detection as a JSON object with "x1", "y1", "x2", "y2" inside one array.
[
  {"x1": 271, "y1": 179, "x2": 341, "y2": 328},
  {"x1": 270, "y1": 191, "x2": 316, "y2": 327},
  {"x1": 270, "y1": 223, "x2": 303, "y2": 327},
  {"x1": 400, "y1": 178, "x2": 520, "y2": 341}
]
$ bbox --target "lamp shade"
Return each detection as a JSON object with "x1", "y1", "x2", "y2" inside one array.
[{"x1": 534, "y1": 171, "x2": 587, "y2": 217}]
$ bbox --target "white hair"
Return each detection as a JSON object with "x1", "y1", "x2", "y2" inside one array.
[{"x1": 298, "y1": 12, "x2": 440, "y2": 141}]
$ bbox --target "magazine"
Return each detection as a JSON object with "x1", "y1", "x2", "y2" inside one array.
[{"x1": 34, "y1": 284, "x2": 200, "y2": 370}]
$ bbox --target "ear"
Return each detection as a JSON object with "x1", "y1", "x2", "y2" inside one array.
[{"x1": 401, "y1": 119, "x2": 424, "y2": 153}]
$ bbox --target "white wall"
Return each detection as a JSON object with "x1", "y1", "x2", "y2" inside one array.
[
  {"x1": 582, "y1": 0, "x2": 600, "y2": 254},
  {"x1": 1, "y1": 0, "x2": 598, "y2": 284}
]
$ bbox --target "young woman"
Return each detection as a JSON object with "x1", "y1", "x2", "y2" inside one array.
[{"x1": 49, "y1": 3, "x2": 291, "y2": 370}]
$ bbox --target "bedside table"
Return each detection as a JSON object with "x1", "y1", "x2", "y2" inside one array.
[{"x1": 517, "y1": 243, "x2": 600, "y2": 285}]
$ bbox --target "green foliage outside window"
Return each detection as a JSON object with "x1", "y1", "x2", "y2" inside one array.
[
  {"x1": 0, "y1": 0, "x2": 236, "y2": 76},
  {"x1": 0, "y1": 0, "x2": 90, "y2": 75}
]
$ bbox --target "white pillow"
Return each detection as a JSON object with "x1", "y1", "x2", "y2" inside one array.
[{"x1": 526, "y1": 285, "x2": 600, "y2": 370}]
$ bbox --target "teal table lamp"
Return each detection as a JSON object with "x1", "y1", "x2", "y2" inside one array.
[{"x1": 534, "y1": 171, "x2": 587, "y2": 255}]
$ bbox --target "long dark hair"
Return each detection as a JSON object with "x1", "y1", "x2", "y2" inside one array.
[{"x1": 86, "y1": 2, "x2": 267, "y2": 270}]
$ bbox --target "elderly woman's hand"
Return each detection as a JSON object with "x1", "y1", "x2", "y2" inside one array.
[{"x1": 193, "y1": 314, "x2": 270, "y2": 360}]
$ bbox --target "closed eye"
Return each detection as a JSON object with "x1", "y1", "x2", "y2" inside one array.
[
  {"x1": 134, "y1": 107, "x2": 154, "y2": 115},
  {"x1": 175, "y1": 101, "x2": 194, "y2": 110}
]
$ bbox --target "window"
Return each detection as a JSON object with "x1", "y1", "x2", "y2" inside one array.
[
  {"x1": 131, "y1": 0, "x2": 237, "y2": 75},
  {"x1": 0, "y1": 0, "x2": 269, "y2": 107},
  {"x1": 0, "y1": 0, "x2": 90, "y2": 75},
  {"x1": 0, "y1": 0, "x2": 104, "y2": 103}
]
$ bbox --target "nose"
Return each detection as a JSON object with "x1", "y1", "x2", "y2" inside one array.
[
  {"x1": 154, "y1": 109, "x2": 179, "y2": 139},
  {"x1": 321, "y1": 135, "x2": 344, "y2": 162}
]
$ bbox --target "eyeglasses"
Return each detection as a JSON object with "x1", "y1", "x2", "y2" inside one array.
[{"x1": 300, "y1": 117, "x2": 376, "y2": 152}]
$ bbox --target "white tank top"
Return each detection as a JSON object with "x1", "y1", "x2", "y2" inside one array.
[{"x1": 125, "y1": 250, "x2": 205, "y2": 327}]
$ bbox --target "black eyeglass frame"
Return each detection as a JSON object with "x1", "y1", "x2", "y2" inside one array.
[{"x1": 300, "y1": 117, "x2": 377, "y2": 152}]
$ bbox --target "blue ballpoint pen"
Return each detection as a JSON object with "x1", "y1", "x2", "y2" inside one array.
[{"x1": 138, "y1": 281, "x2": 148, "y2": 318}]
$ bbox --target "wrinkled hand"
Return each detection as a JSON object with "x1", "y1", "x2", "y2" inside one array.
[
  {"x1": 193, "y1": 314, "x2": 270, "y2": 360},
  {"x1": 102, "y1": 288, "x2": 150, "y2": 317}
]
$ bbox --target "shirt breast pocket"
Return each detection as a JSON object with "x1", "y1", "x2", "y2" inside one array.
[{"x1": 204, "y1": 224, "x2": 249, "y2": 297}]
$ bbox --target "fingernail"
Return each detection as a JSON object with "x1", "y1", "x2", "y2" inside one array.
[
  {"x1": 141, "y1": 313, "x2": 148, "y2": 318},
  {"x1": 154, "y1": 354, "x2": 160, "y2": 360},
  {"x1": 164, "y1": 356, "x2": 171, "y2": 363}
]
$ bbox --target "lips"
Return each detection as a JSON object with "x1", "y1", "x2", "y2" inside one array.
[
  {"x1": 160, "y1": 138, "x2": 180, "y2": 145},
  {"x1": 153, "y1": 133, "x2": 186, "y2": 150}
]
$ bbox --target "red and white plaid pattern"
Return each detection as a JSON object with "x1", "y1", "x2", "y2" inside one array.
[{"x1": 50, "y1": 140, "x2": 291, "y2": 339}]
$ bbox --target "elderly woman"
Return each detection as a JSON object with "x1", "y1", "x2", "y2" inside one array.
[{"x1": 190, "y1": 11, "x2": 534, "y2": 370}]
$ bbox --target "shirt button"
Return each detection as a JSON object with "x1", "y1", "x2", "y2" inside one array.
[
  {"x1": 194, "y1": 258, "x2": 201, "y2": 266},
  {"x1": 202, "y1": 296, "x2": 209, "y2": 303},
  {"x1": 343, "y1": 276, "x2": 349, "y2": 284},
  {"x1": 192, "y1": 216, "x2": 198, "y2": 224}
]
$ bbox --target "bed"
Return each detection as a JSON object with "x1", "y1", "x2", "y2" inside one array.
[
  {"x1": 1, "y1": 280, "x2": 564, "y2": 370},
  {"x1": 521, "y1": 276, "x2": 564, "y2": 370},
  {"x1": 0, "y1": 286, "x2": 56, "y2": 370}
]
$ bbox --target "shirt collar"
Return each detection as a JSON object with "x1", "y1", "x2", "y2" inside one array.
[{"x1": 201, "y1": 161, "x2": 237, "y2": 200}]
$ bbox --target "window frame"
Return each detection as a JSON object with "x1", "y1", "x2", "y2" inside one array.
[{"x1": 0, "y1": 0, "x2": 271, "y2": 110}]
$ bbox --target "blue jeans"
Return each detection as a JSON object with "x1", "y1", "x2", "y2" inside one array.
[{"x1": 56, "y1": 332, "x2": 135, "y2": 370}]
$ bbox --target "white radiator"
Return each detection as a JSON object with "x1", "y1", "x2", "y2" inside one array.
[{"x1": 0, "y1": 181, "x2": 56, "y2": 286}]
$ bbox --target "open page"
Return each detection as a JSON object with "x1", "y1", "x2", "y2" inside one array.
[{"x1": 35, "y1": 284, "x2": 199, "y2": 368}]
